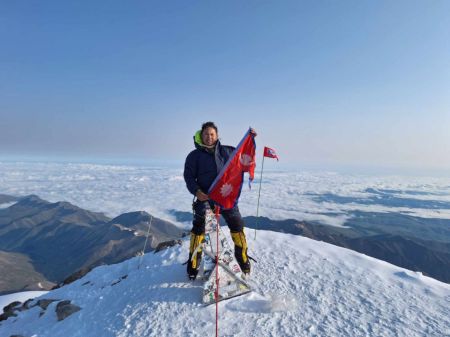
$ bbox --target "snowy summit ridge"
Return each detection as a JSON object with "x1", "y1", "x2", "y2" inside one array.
[{"x1": 1, "y1": 229, "x2": 449, "y2": 337}]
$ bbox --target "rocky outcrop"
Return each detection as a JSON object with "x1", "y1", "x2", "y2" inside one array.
[
  {"x1": 154, "y1": 239, "x2": 183, "y2": 253},
  {"x1": 1, "y1": 298, "x2": 80, "y2": 324},
  {"x1": 55, "y1": 300, "x2": 81, "y2": 321},
  {"x1": 52, "y1": 266, "x2": 94, "y2": 290},
  {"x1": 0, "y1": 301, "x2": 21, "y2": 321},
  {"x1": 37, "y1": 299, "x2": 59, "y2": 311}
]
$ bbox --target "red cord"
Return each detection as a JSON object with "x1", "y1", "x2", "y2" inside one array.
[{"x1": 214, "y1": 206, "x2": 221, "y2": 337}]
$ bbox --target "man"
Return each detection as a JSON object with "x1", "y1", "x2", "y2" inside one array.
[{"x1": 184, "y1": 121, "x2": 256, "y2": 280}]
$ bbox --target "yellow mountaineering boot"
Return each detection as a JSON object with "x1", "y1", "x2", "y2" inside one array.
[
  {"x1": 187, "y1": 232, "x2": 204, "y2": 280},
  {"x1": 230, "y1": 230, "x2": 251, "y2": 274}
]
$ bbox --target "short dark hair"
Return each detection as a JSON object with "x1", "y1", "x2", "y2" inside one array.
[{"x1": 201, "y1": 121, "x2": 218, "y2": 134}]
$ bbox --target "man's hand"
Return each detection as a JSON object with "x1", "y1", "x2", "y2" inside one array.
[
  {"x1": 250, "y1": 128, "x2": 257, "y2": 137},
  {"x1": 196, "y1": 189, "x2": 209, "y2": 201}
]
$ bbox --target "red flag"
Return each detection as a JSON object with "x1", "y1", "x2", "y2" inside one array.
[
  {"x1": 263, "y1": 146, "x2": 279, "y2": 161},
  {"x1": 208, "y1": 129, "x2": 256, "y2": 209}
]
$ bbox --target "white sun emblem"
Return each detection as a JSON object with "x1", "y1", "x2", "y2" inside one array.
[
  {"x1": 240, "y1": 153, "x2": 253, "y2": 166},
  {"x1": 220, "y1": 183, "x2": 233, "y2": 197}
]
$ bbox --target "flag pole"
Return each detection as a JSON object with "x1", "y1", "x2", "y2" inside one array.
[
  {"x1": 138, "y1": 215, "x2": 153, "y2": 270},
  {"x1": 254, "y1": 154, "x2": 265, "y2": 240}
]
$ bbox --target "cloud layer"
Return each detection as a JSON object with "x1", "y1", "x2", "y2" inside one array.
[{"x1": 1, "y1": 161, "x2": 449, "y2": 228}]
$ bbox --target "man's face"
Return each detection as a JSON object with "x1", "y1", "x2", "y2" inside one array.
[{"x1": 202, "y1": 127, "x2": 218, "y2": 146}]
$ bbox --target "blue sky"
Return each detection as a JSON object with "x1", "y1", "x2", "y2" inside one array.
[{"x1": 1, "y1": 1, "x2": 449, "y2": 173}]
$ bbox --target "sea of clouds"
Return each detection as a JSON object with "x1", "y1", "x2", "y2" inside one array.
[{"x1": 0, "y1": 161, "x2": 449, "y2": 228}]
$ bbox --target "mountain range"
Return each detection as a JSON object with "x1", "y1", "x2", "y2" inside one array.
[
  {"x1": 170, "y1": 207, "x2": 450, "y2": 284},
  {"x1": 0, "y1": 194, "x2": 184, "y2": 295},
  {"x1": 1, "y1": 191, "x2": 450, "y2": 298}
]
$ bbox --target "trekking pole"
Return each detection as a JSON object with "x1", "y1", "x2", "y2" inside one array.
[
  {"x1": 254, "y1": 155, "x2": 265, "y2": 240},
  {"x1": 138, "y1": 215, "x2": 153, "y2": 270}
]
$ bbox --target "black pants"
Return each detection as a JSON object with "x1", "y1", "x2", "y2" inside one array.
[{"x1": 191, "y1": 200, "x2": 244, "y2": 235}]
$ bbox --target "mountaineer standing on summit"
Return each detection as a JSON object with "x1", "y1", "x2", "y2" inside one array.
[{"x1": 183, "y1": 121, "x2": 257, "y2": 280}]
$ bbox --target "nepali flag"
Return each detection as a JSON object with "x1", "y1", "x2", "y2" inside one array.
[
  {"x1": 208, "y1": 129, "x2": 256, "y2": 209},
  {"x1": 263, "y1": 146, "x2": 279, "y2": 161}
]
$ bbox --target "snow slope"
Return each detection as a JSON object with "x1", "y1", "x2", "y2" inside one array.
[{"x1": 1, "y1": 229, "x2": 449, "y2": 337}]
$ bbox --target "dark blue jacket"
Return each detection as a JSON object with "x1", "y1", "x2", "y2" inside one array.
[{"x1": 184, "y1": 137, "x2": 235, "y2": 196}]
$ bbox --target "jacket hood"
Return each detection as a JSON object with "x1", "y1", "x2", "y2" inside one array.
[{"x1": 194, "y1": 130, "x2": 203, "y2": 147}]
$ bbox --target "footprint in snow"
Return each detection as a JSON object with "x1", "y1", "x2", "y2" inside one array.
[{"x1": 225, "y1": 292, "x2": 297, "y2": 313}]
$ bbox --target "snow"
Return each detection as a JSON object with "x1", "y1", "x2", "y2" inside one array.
[
  {"x1": 0, "y1": 202, "x2": 16, "y2": 209},
  {"x1": 1, "y1": 230, "x2": 449, "y2": 337}
]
